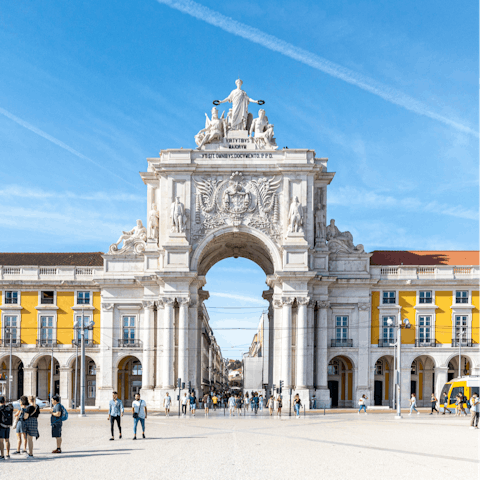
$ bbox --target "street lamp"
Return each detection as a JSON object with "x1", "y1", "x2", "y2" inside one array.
[
  {"x1": 74, "y1": 311, "x2": 94, "y2": 417},
  {"x1": 387, "y1": 317, "x2": 411, "y2": 419}
]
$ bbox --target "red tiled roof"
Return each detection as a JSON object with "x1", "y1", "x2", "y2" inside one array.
[
  {"x1": 0, "y1": 252, "x2": 104, "y2": 267},
  {"x1": 370, "y1": 251, "x2": 479, "y2": 266}
]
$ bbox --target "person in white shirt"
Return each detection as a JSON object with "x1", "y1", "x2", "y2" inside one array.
[
  {"x1": 181, "y1": 393, "x2": 188, "y2": 417},
  {"x1": 228, "y1": 395, "x2": 236, "y2": 416},
  {"x1": 358, "y1": 394, "x2": 368, "y2": 414},
  {"x1": 469, "y1": 393, "x2": 479, "y2": 429},
  {"x1": 131, "y1": 393, "x2": 147, "y2": 440},
  {"x1": 409, "y1": 393, "x2": 420, "y2": 415},
  {"x1": 163, "y1": 393, "x2": 171, "y2": 417}
]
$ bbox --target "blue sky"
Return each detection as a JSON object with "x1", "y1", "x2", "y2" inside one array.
[{"x1": 1, "y1": 1, "x2": 478, "y2": 357}]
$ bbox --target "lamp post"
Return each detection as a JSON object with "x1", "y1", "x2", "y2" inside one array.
[
  {"x1": 75, "y1": 310, "x2": 94, "y2": 417},
  {"x1": 387, "y1": 317, "x2": 411, "y2": 419},
  {"x1": 5, "y1": 327, "x2": 13, "y2": 402}
]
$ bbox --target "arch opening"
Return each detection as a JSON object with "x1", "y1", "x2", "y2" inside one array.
[
  {"x1": 328, "y1": 355, "x2": 355, "y2": 408},
  {"x1": 117, "y1": 355, "x2": 142, "y2": 407}
]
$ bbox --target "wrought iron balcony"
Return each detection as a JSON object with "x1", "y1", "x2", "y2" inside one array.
[
  {"x1": 72, "y1": 339, "x2": 95, "y2": 347},
  {"x1": 378, "y1": 339, "x2": 395, "y2": 347},
  {"x1": 451, "y1": 339, "x2": 473, "y2": 347},
  {"x1": 0, "y1": 338, "x2": 21, "y2": 347},
  {"x1": 331, "y1": 339, "x2": 353, "y2": 347},
  {"x1": 415, "y1": 339, "x2": 437, "y2": 347},
  {"x1": 117, "y1": 339, "x2": 142, "y2": 348},
  {"x1": 36, "y1": 339, "x2": 59, "y2": 347}
]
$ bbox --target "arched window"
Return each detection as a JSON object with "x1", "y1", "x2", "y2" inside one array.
[
  {"x1": 375, "y1": 360, "x2": 383, "y2": 375},
  {"x1": 411, "y1": 360, "x2": 417, "y2": 375}
]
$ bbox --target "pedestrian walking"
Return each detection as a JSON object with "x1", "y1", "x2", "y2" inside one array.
[
  {"x1": 276, "y1": 395, "x2": 282, "y2": 417},
  {"x1": 469, "y1": 392, "x2": 479, "y2": 429},
  {"x1": 409, "y1": 393, "x2": 420, "y2": 415},
  {"x1": 51, "y1": 395, "x2": 64, "y2": 454},
  {"x1": 430, "y1": 393, "x2": 439, "y2": 415},
  {"x1": 228, "y1": 395, "x2": 236, "y2": 416},
  {"x1": 358, "y1": 394, "x2": 368, "y2": 414},
  {"x1": 252, "y1": 393, "x2": 259, "y2": 415},
  {"x1": 259, "y1": 395, "x2": 264, "y2": 412},
  {"x1": 108, "y1": 391, "x2": 124, "y2": 440},
  {"x1": 203, "y1": 394, "x2": 212, "y2": 416},
  {"x1": 22, "y1": 396, "x2": 40, "y2": 458},
  {"x1": 212, "y1": 394, "x2": 218, "y2": 411},
  {"x1": 181, "y1": 392, "x2": 188, "y2": 416},
  {"x1": 293, "y1": 394, "x2": 302, "y2": 418},
  {"x1": 268, "y1": 395, "x2": 274, "y2": 416},
  {"x1": 189, "y1": 392, "x2": 197, "y2": 417},
  {"x1": 132, "y1": 393, "x2": 147, "y2": 440},
  {"x1": 455, "y1": 394, "x2": 464, "y2": 416},
  {"x1": 12, "y1": 396, "x2": 27, "y2": 455},
  {"x1": 163, "y1": 392, "x2": 171, "y2": 417},
  {"x1": 0, "y1": 396, "x2": 13, "y2": 459},
  {"x1": 442, "y1": 392, "x2": 451, "y2": 414},
  {"x1": 235, "y1": 394, "x2": 242, "y2": 416}
]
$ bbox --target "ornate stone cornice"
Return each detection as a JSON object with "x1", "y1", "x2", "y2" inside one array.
[
  {"x1": 272, "y1": 299, "x2": 283, "y2": 309},
  {"x1": 142, "y1": 300, "x2": 155, "y2": 310},
  {"x1": 297, "y1": 296, "x2": 310, "y2": 306},
  {"x1": 155, "y1": 299, "x2": 164, "y2": 308},
  {"x1": 161, "y1": 297, "x2": 175, "y2": 306},
  {"x1": 281, "y1": 296, "x2": 295, "y2": 306},
  {"x1": 178, "y1": 297, "x2": 190, "y2": 306}
]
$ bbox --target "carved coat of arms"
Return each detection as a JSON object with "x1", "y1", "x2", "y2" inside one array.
[{"x1": 193, "y1": 172, "x2": 281, "y2": 240}]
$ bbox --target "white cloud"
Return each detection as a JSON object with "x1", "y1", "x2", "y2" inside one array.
[
  {"x1": 209, "y1": 292, "x2": 267, "y2": 304},
  {"x1": 329, "y1": 186, "x2": 478, "y2": 221},
  {"x1": 157, "y1": 0, "x2": 477, "y2": 137},
  {"x1": 0, "y1": 106, "x2": 140, "y2": 188}
]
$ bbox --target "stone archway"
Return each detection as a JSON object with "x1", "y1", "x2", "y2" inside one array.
[
  {"x1": 0, "y1": 355, "x2": 24, "y2": 401},
  {"x1": 117, "y1": 355, "x2": 142, "y2": 407}
]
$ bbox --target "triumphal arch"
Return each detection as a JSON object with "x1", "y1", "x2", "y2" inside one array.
[{"x1": 99, "y1": 79, "x2": 371, "y2": 408}]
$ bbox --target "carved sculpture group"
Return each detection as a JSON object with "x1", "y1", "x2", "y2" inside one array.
[{"x1": 195, "y1": 79, "x2": 277, "y2": 150}]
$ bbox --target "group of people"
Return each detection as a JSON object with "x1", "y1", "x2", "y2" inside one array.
[{"x1": 0, "y1": 394, "x2": 64, "y2": 459}]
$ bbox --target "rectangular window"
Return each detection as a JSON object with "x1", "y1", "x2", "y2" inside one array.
[
  {"x1": 419, "y1": 291, "x2": 432, "y2": 304},
  {"x1": 40, "y1": 316, "x2": 54, "y2": 344},
  {"x1": 87, "y1": 380, "x2": 96, "y2": 398},
  {"x1": 40, "y1": 291, "x2": 55, "y2": 305},
  {"x1": 418, "y1": 316, "x2": 432, "y2": 342},
  {"x1": 4, "y1": 316, "x2": 18, "y2": 345},
  {"x1": 455, "y1": 315, "x2": 468, "y2": 343},
  {"x1": 455, "y1": 291, "x2": 468, "y2": 304},
  {"x1": 77, "y1": 291, "x2": 90, "y2": 305},
  {"x1": 382, "y1": 316, "x2": 395, "y2": 344},
  {"x1": 123, "y1": 316, "x2": 135, "y2": 345},
  {"x1": 382, "y1": 291, "x2": 396, "y2": 304},
  {"x1": 335, "y1": 316, "x2": 348, "y2": 341},
  {"x1": 5, "y1": 291, "x2": 18, "y2": 304}
]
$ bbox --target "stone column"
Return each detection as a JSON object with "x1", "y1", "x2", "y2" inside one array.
[
  {"x1": 97, "y1": 303, "x2": 114, "y2": 408},
  {"x1": 155, "y1": 300, "x2": 164, "y2": 390},
  {"x1": 357, "y1": 303, "x2": 371, "y2": 398},
  {"x1": 306, "y1": 300, "x2": 315, "y2": 389},
  {"x1": 315, "y1": 301, "x2": 330, "y2": 406},
  {"x1": 188, "y1": 299, "x2": 200, "y2": 394},
  {"x1": 296, "y1": 297, "x2": 309, "y2": 389},
  {"x1": 162, "y1": 297, "x2": 175, "y2": 389},
  {"x1": 59, "y1": 367, "x2": 71, "y2": 407},
  {"x1": 272, "y1": 299, "x2": 283, "y2": 385},
  {"x1": 142, "y1": 301, "x2": 155, "y2": 390},
  {"x1": 282, "y1": 297, "x2": 294, "y2": 388},
  {"x1": 23, "y1": 367, "x2": 37, "y2": 397},
  {"x1": 434, "y1": 367, "x2": 448, "y2": 401},
  {"x1": 208, "y1": 346, "x2": 213, "y2": 386},
  {"x1": 178, "y1": 297, "x2": 190, "y2": 385}
]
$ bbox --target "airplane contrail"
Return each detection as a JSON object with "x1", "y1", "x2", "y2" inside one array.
[
  {"x1": 156, "y1": 0, "x2": 477, "y2": 137},
  {"x1": 0, "y1": 106, "x2": 141, "y2": 188}
]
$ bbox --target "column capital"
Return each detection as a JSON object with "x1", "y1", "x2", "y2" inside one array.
[
  {"x1": 297, "y1": 296, "x2": 310, "y2": 306},
  {"x1": 281, "y1": 296, "x2": 295, "y2": 306},
  {"x1": 178, "y1": 297, "x2": 190, "y2": 306},
  {"x1": 318, "y1": 300, "x2": 330, "y2": 309},
  {"x1": 272, "y1": 299, "x2": 283, "y2": 309},
  {"x1": 142, "y1": 300, "x2": 155, "y2": 310},
  {"x1": 161, "y1": 297, "x2": 175, "y2": 306},
  {"x1": 101, "y1": 303, "x2": 114, "y2": 311},
  {"x1": 189, "y1": 300, "x2": 198, "y2": 308}
]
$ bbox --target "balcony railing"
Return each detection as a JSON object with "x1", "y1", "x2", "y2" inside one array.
[
  {"x1": 331, "y1": 339, "x2": 353, "y2": 347},
  {"x1": 72, "y1": 339, "x2": 95, "y2": 347},
  {"x1": 415, "y1": 339, "x2": 437, "y2": 347},
  {"x1": 378, "y1": 339, "x2": 395, "y2": 347},
  {"x1": 117, "y1": 339, "x2": 142, "y2": 348},
  {"x1": 451, "y1": 339, "x2": 473, "y2": 347},
  {"x1": 0, "y1": 338, "x2": 21, "y2": 347},
  {"x1": 36, "y1": 339, "x2": 59, "y2": 347}
]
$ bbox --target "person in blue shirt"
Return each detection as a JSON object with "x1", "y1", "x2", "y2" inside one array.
[
  {"x1": 108, "y1": 391, "x2": 124, "y2": 440},
  {"x1": 50, "y1": 395, "x2": 63, "y2": 454},
  {"x1": 189, "y1": 392, "x2": 197, "y2": 417}
]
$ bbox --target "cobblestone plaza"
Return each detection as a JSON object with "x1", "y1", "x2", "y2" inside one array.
[{"x1": 1, "y1": 411, "x2": 477, "y2": 479}]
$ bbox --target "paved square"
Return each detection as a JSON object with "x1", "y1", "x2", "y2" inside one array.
[{"x1": 1, "y1": 411, "x2": 478, "y2": 479}]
